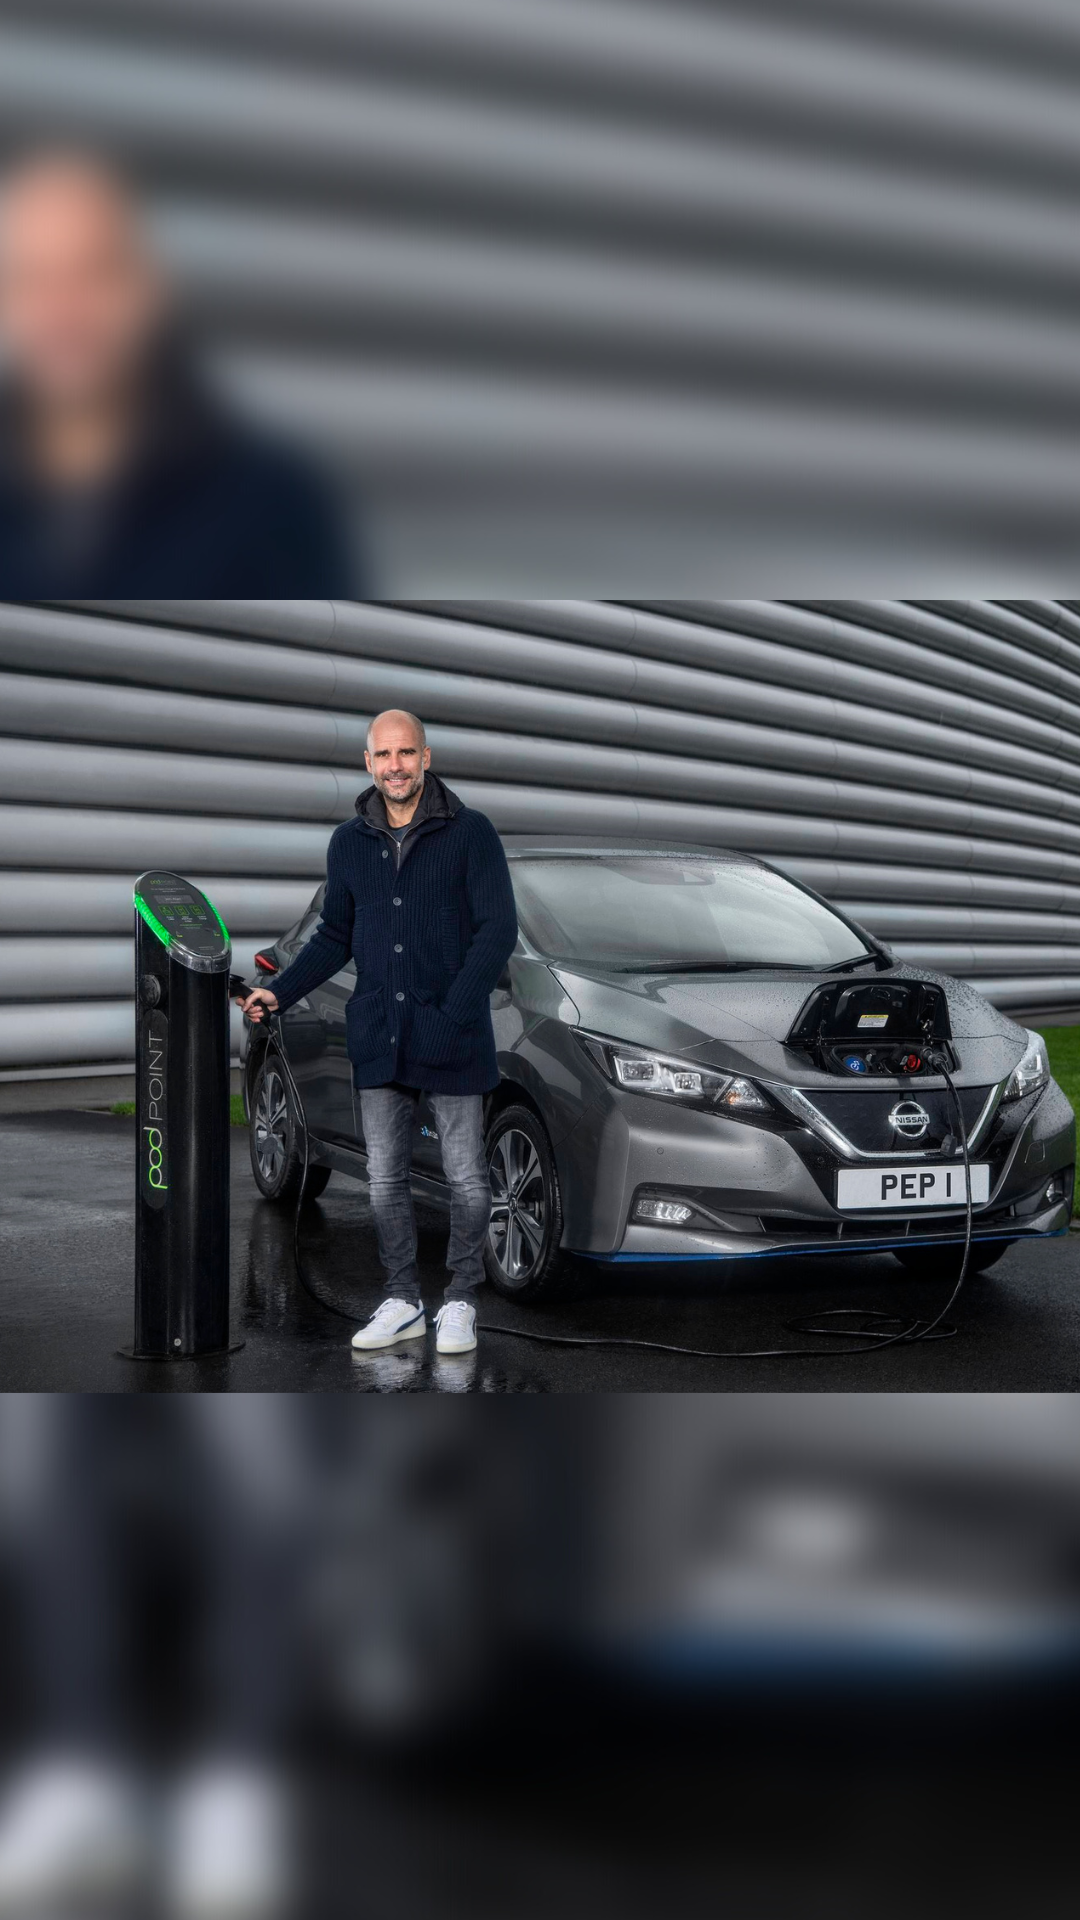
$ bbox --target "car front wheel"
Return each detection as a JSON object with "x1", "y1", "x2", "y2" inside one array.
[
  {"x1": 483, "y1": 1105, "x2": 573, "y2": 1299},
  {"x1": 249, "y1": 1051, "x2": 332, "y2": 1204}
]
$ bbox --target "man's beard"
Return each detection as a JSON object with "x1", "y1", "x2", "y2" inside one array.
[{"x1": 377, "y1": 769, "x2": 424, "y2": 808}]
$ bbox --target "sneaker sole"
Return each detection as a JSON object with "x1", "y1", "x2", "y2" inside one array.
[
  {"x1": 351, "y1": 1318, "x2": 427, "y2": 1351},
  {"x1": 435, "y1": 1334, "x2": 478, "y2": 1354}
]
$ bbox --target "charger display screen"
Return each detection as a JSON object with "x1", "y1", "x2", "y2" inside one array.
[{"x1": 134, "y1": 871, "x2": 230, "y2": 971}]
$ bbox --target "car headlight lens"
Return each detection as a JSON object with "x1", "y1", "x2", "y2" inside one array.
[
  {"x1": 574, "y1": 1032, "x2": 770, "y2": 1113},
  {"x1": 1003, "y1": 1029, "x2": 1050, "y2": 1103}
]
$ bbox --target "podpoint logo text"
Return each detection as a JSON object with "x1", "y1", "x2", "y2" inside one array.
[{"x1": 141, "y1": 1007, "x2": 169, "y2": 1208}]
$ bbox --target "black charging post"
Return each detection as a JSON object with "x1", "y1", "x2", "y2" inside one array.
[{"x1": 127, "y1": 870, "x2": 237, "y2": 1359}]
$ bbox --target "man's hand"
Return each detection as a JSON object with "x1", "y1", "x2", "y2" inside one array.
[{"x1": 239, "y1": 987, "x2": 279, "y2": 1023}]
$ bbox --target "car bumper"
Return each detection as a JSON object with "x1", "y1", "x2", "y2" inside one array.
[
  {"x1": 556, "y1": 1074, "x2": 1076, "y2": 1261},
  {"x1": 598, "y1": 1207, "x2": 1070, "y2": 1262}
]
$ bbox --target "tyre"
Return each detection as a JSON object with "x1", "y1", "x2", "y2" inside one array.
[
  {"x1": 892, "y1": 1240, "x2": 1013, "y2": 1281},
  {"x1": 483, "y1": 1104, "x2": 573, "y2": 1300},
  {"x1": 249, "y1": 1051, "x2": 332, "y2": 1204}
]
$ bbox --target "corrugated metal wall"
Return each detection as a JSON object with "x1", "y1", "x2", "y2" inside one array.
[
  {"x1": 5, "y1": 1, "x2": 1080, "y2": 586},
  {"x1": 2, "y1": 597, "x2": 1079, "y2": 1085}
]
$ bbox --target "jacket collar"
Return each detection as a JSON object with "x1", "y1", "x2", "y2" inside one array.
[{"x1": 354, "y1": 769, "x2": 462, "y2": 835}]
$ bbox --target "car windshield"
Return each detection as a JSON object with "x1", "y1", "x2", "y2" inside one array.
[{"x1": 509, "y1": 855, "x2": 873, "y2": 971}]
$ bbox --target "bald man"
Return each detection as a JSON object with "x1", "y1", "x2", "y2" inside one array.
[
  {"x1": 0, "y1": 149, "x2": 353, "y2": 593},
  {"x1": 241, "y1": 712, "x2": 518, "y2": 1358}
]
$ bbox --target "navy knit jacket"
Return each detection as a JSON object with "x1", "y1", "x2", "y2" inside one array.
[{"x1": 269, "y1": 774, "x2": 518, "y2": 1095}]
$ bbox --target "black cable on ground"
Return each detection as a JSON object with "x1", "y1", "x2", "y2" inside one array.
[
  {"x1": 258, "y1": 1006, "x2": 974, "y2": 1361},
  {"x1": 260, "y1": 1013, "x2": 358, "y2": 1324}
]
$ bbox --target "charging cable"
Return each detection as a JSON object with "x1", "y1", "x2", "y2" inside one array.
[
  {"x1": 247, "y1": 1002, "x2": 361, "y2": 1324},
  {"x1": 246, "y1": 997, "x2": 974, "y2": 1361}
]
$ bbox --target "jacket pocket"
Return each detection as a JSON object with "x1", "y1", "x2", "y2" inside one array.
[
  {"x1": 345, "y1": 985, "x2": 387, "y2": 1062},
  {"x1": 408, "y1": 990, "x2": 474, "y2": 1069}
]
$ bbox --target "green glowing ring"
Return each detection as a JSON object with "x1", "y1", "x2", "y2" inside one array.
[
  {"x1": 208, "y1": 897, "x2": 230, "y2": 944},
  {"x1": 134, "y1": 891, "x2": 171, "y2": 948}
]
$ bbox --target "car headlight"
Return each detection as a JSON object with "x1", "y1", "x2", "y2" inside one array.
[
  {"x1": 574, "y1": 1031, "x2": 770, "y2": 1114},
  {"x1": 1002, "y1": 1029, "x2": 1050, "y2": 1103}
]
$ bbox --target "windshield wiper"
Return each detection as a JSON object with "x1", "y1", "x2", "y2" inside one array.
[
  {"x1": 822, "y1": 953, "x2": 881, "y2": 973},
  {"x1": 600, "y1": 954, "x2": 880, "y2": 975},
  {"x1": 609, "y1": 959, "x2": 820, "y2": 974}
]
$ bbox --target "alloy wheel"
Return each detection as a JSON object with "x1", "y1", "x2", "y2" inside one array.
[
  {"x1": 488, "y1": 1127, "x2": 547, "y2": 1280},
  {"x1": 254, "y1": 1066, "x2": 290, "y2": 1184}
]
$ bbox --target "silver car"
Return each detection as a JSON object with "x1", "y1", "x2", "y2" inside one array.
[{"x1": 242, "y1": 841, "x2": 1075, "y2": 1300}]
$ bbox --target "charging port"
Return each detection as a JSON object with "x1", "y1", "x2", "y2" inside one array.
[{"x1": 788, "y1": 980, "x2": 956, "y2": 1077}]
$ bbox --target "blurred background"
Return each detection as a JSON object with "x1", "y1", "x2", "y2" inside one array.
[
  {"x1": 0, "y1": 1394, "x2": 1078, "y2": 1917},
  {"x1": 5, "y1": 598, "x2": 1080, "y2": 1101},
  {"x1": 4, "y1": 0, "x2": 1080, "y2": 589}
]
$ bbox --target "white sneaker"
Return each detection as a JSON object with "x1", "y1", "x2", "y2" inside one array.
[
  {"x1": 0, "y1": 1756, "x2": 146, "y2": 1912},
  {"x1": 351, "y1": 1298, "x2": 426, "y2": 1350},
  {"x1": 167, "y1": 1765, "x2": 289, "y2": 1918},
  {"x1": 434, "y1": 1300, "x2": 477, "y2": 1354}
]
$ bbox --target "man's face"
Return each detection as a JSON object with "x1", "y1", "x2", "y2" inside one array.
[
  {"x1": 0, "y1": 162, "x2": 165, "y2": 413},
  {"x1": 365, "y1": 721, "x2": 430, "y2": 809}
]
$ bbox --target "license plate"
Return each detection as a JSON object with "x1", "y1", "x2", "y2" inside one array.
[{"x1": 836, "y1": 1164, "x2": 990, "y2": 1210}]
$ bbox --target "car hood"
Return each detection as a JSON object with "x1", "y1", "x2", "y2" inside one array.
[{"x1": 549, "y1": 960, "x2": 1029, "y2": 1086}]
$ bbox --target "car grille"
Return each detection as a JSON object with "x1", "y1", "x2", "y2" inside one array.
[
  {"x1": 798, "y1": 1084, "x2": 993, "y2": 1155},
  {"x1": 758, "y1": 1206, "x2": 1015, "y2": 1241}
]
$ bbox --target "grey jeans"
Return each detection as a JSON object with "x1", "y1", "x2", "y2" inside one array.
[{"x1": 359, "y1": 1084, "x2": 491, "y2": 1306}]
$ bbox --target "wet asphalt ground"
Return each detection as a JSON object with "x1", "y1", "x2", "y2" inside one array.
[{"x1": 3, "y1": 1108, "x2": 1080, "y2": 1392}]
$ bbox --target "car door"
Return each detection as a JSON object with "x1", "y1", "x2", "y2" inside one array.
[
  {"x1": 305, "y1": 961, "x2": 358, "y2": 1144},
  {"x1": 279, "y1": 885, "x2": 358, "y2": 1146}
]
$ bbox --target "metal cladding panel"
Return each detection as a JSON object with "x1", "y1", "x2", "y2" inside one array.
[
  {"x1": 0, "y1": 597, "x2": 1078, "y2": 1079},
  {"x1": 7, "y1": 6, "x2": 1080, "y2": 586}
]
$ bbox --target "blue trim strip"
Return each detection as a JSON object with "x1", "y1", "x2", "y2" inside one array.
[{"x1": 573, "y1": 1228, "x2": 1066, "y2": 1264}]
